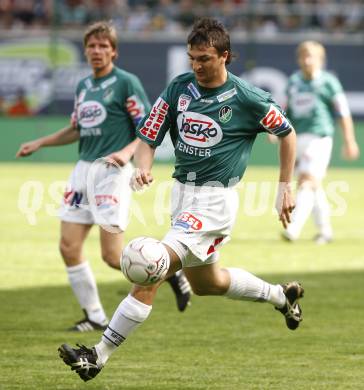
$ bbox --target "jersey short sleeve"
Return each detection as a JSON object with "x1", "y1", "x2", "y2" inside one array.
[
  {"x1": 136, "y1": 87, "x2": 173, "y2": 147},
  {"x1": 247, "y1": 91, "x2": 293, "y2": 137},
  {"x1": 124, "y1": 75, "x2": 151, "y2": 129}
]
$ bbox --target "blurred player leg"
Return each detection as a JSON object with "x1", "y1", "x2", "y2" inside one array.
[
  {"x1": 284, "y1": 179, "x2": 315, "y2": 241},
  {"x1": 60, "y1": 221, "x2": 108, "y2": 330},
  {"x1": 165, "y1": 270, "x2": 192, "y2": 311},
  {"x1": 312, "y1": 187, "x2": 333, "y2": 243}
]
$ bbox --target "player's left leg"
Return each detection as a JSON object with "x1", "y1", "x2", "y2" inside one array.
[{"x1": 183, "y1": 262, "x2": 304, "y2": 330}]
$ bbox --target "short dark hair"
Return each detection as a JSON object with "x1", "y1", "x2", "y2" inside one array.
[
  {"x1": 83, "y1": 21, "x2": 118, "y2": 59},
  {"x1": 187, "y1": 18, "x2": 232, "y2": 64}
]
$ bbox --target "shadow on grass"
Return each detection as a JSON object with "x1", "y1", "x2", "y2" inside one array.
[{"x1": 1, "y1": 270, "x2": 364, "y2": 389}]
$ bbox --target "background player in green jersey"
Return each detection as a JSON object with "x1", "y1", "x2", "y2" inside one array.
[
  {"x1": 16, "y1": 21, "x2": 190, "y2": 332},
  {"x1": 58, "y1": 18, "x2": 304, "y2": 382},
  {"x1": 282, "y1": 41, "x2": 360, "y2": 244}
]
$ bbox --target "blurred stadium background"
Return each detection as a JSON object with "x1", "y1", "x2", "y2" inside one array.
[
  {"x1": 1, "y1": 0, "x2": 363, "y2": 166},
  {"x1": 1, "y1": 2, "x2": 364, "y2": 389}
]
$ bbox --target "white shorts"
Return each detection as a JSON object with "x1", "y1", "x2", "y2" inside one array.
[
  {"x1": 60, "y1": 159, "x2": 133, "y2": 231},
  {"x1": 296, "y1": 134, "x2": 333, "y2": 180},
  {"x1": 162, "y1": 181, "x2": 239, "y2": 268}
]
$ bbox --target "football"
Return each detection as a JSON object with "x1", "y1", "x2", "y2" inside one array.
[{"x1": 121, "y1": 237, "x2": 170, "y2": 286}]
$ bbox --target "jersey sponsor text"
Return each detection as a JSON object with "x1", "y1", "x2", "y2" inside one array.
[
  {"x1": 139, "y1": 97, "x2": 169, "y2": 141},
  {"x1": 78, "y1": 101, "x2": 107, "y2": 128},
  {"x1": 177, "y1": 112, "x2": 223, "y2": 147}
]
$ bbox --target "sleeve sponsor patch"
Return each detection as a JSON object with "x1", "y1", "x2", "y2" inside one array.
[
  {"x1": 259, "y1": 104, "x2": 291, "y2": 135},
  {"x1": 139, "y1": 97, "x2": 169, "y2": 141},
  {"x1": 126, "y1": 94, "x2": 146, "y2": 126}
]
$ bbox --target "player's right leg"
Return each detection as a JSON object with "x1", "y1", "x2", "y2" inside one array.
[
  {"x1": 60, "y1": 221, "x2": 108, "y2": 331},
  {"x1": 58, "y1": 245, "x2": 183, "y2": 381}
]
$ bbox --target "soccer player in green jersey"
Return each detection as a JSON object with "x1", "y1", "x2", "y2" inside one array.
[
  {"x1": 58, "y1": 18, "x2": 304, "y2": 382},
  {"x1": 16, "y1": 21, "x2": 191, "y2": 332},
  {"x1": 282, "y1": 41, "x2": 360, "y2": 244}
]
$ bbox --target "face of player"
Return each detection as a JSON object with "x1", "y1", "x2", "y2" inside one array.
[
  {"x1": 298, "y1": 47, "x2": 323, "y2": 80},
  {"x1": 187, "y1": 44, "x2": 228, "y2": 88},
  {"x1": 85, "y1": 35, "x2": 116, "y2": 78}
]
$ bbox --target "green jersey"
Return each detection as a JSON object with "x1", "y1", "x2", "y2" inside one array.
[
  {"x1": 73, "y1": 66, "x2": 151, "y2": 161},
  {"x1": 137, "y1": 72, "x2": 292, "y2": 187},
  {"x1": 286, "y1": 70, "x2": 350, "y2": 137}
]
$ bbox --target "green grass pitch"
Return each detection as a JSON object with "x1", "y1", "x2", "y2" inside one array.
[{"x1": 0, "y1": 163, "x2": 363, "y2": 389}]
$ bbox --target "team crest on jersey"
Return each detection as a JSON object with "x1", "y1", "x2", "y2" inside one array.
[
  {"x1": 177, "y1": 111, "x2": 223, "y2": 148},
  {"x1": 219, "y1": 105, "x2": 232, "y2": 123},
  {"x1": 78, "y1": 101, "x2": 107, "y2": 128},
  {"x1": 139, "y1": 97, "x2": 169, "y2": 141},
  {"x1": 177, "y1": 94, "x2": 192, "y2": 112},
  {"x1": 103, "y1": 87, "x2": 114, "y2": 104},
  {"x1": 260, "y1": 104, "x2": 291, "y2": 134}
]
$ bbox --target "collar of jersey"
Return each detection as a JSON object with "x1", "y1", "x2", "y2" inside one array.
[
  {"x1": 194, "y1": 71, "x2": 233, "y2": 96},
  {"x1": 92, "y1": 66, "x2": 116, "y2": 83}
]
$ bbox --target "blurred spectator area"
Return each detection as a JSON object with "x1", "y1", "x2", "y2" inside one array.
[{"x1": 0, "y1": 0, "x2": 363, "y2": 35}]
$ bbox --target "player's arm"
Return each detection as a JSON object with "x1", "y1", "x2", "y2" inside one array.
[
  {"x1": 276, "y1": 129, "x2": 296, "y2": 228},
  {"x1": 338, "y1": 115, "x2": 360, "y2": 160},
  {"x1": 105, "y1": 76, "x2": 151, "y2": 166},
  {"x1": 16, "y1": 125, "x2": 79, "y2": 158},
  {"x1": 332, "y1": 89, "x2": 360, "y2": 160}
]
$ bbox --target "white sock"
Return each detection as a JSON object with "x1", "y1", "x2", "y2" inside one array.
[
  {"x1": 286, "y1": 185, "x2": 315, "y2": 239},
  {"x1": 312, "y1": 188, "x2": 332, "y2": 237},
  {"x1": 225, "y1": 268, "x2": 286, "y2": 308},
  {"x1": 95, "y1": 294, "x2": 152, "y2": 365},
  {"x1": 66, "y1": 262, "x2": 107, "y2": 325}
]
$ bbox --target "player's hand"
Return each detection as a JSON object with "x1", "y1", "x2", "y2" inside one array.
[
  {"x1": 130, "y1": 168, "x2": 154, "y2": 192},
  {"x1": 16, "y1": 140, "x2": 41, "y2": 157},
  {"x1": 342, "y1": 141, "x2": 360, "y2": 161},
  {"x1": 275, "y1": 182, "x2": 295, "y2": 229},
  {"x1": 104, "y1": 151, "x2": 131, "y2": 167}
]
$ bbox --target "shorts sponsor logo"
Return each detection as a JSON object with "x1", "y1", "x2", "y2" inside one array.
[
  {"x1": 177, "y1": 111, "x2": 223, "y2": 147},
  {"x1": 260, "y1": 104, "x2": 291, "y2": 134},
  {"x1": 95, "y1": 194, "x2": 119, "y2": 208},
  {"x1": 78, "y1": 100, "x2": 107, "y2": 128},
  {"x1": 177, "y1": 94, "x2": 192, "y2": 112},
  {"x1": 219, "y1": 105, "x2": 232, "y2": 123},
  {"x1": 126, "y1": 94, "x2": 146, "y2": 125},
  {"x1": 63, "y1": 191, "x2": 83, "y2": 207},
  {"x1": 139, "y1": 97, "x2": 169, "y2": 141},
  {"x1": 175, "y1": 212, "x2": 202, "y2": 231}
]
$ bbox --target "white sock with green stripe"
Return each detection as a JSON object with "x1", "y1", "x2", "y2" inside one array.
[
  {"x1": 95, "y1": 294, "x2": 152, "y2": 366},
  {"x1": 225, "y1": 268, "x2": 285, "y2": 308}
]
